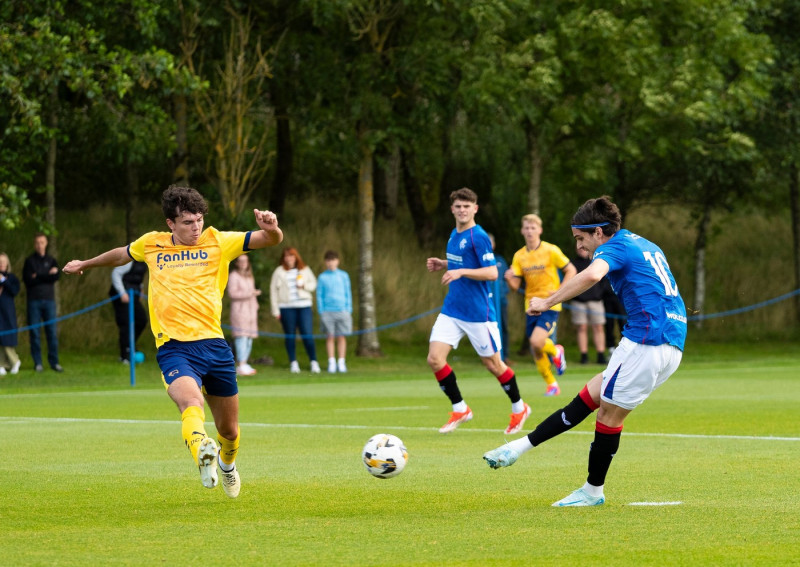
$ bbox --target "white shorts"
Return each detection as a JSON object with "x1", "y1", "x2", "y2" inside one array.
[
  {"x1": 429, "y1": 313, "x2": 501, "y2": 358},
  {"x1": 601, "y1": 337, "x2": 682, "y2": 410}
]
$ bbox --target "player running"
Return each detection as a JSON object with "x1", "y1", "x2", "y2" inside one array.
[
  {"x1": 483, "y1": 195, "x2": 687, "y2": 507},
  {"x1": 505, "y1": 214, "x2": 576, "y2": 396},
  {"x1": 63, "y1": 185, "x2": 283, "y2": 498},
  {"x1": 426, "y1": 187, "x2": 531, "y2": 436}
]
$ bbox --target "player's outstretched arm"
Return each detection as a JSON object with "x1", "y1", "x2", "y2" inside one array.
[
  {"x1": 248, "y1": 208, "x2": 283, "y2": 249},
  {"x1": 427, "y1": 257, "x2": 447, "y2": 272},
  {"x1": 63, "y1": 246, "x2": 130, "y2": 275}
]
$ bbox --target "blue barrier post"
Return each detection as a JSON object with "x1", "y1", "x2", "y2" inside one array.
[{"x1": 128, "y1": 288, "x2": 136, "y2": 387}]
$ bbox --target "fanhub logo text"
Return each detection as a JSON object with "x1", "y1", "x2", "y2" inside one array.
[{"x1": 157, "y1": 249, "x2": 209, "y2": 270}]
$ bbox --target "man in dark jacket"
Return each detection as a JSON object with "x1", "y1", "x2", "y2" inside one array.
[{"x1": 23, "y1": 233, "x2": 62, "y2": 372}]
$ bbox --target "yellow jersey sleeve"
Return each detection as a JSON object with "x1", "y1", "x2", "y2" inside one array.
[
  {"x1": 133, "y1": 228, "x2": 248, "y2": 348},
  {"x1": 550, "y1": 245, "x2": 570, "y2": 271},
  {"x1": 128, "y1": 232, "x2": 157, "y2": 263},
  {"x1": 510, "y1": 250, "x2": 524, "y2": 278}
]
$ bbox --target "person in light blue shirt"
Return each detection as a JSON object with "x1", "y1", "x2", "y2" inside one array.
[
  {"x1": 484, "y1": 195, "x2": 686, "y2": 508},
  {"x1": 316, "y1": 250, "x2": 352, "y2": 373}
]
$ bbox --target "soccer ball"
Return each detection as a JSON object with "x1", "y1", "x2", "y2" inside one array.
[{"x1": 362, "y1": 434, "x2": 408, "y2": 479}]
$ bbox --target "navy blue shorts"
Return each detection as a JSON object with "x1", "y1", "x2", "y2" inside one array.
[
  {"x1": 525, "y1": 309, "x2": 560, "y2": 338},
  {"x1": 156, "y1": 338, "x2": 238, "y2": 397}
]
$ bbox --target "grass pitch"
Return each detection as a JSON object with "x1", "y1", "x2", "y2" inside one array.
[{"x1": 1, "y1": 343, "x2": 799, "y2": 566}]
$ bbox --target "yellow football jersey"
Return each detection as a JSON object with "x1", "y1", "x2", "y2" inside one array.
[
  {"x1": 128, "y1": 227, "x2": 249, "y2": 348},
  {"x1": 510, "y1": 241, "x2": 571, "y2": 311}
]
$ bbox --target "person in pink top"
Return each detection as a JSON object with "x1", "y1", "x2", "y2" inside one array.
[{"x1": 228, "y1": 254, "x2": 261, "y2": 376}]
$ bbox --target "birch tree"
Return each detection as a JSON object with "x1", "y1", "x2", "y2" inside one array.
[{"x1": 180, "y1": 2, "x2": 275, "y2": 223}]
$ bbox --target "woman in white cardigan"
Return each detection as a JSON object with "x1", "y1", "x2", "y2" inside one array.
[{"x1": 269, "y1": 247, "x2": 320, "y2": 373}]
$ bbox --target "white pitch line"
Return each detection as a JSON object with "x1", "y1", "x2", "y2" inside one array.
[
  {"x1": 628, "y1": 501, "x2": 683, "y2": 506},
  {"x1": 0, "y1": 416, "x2": 799, "y2": 442},
  {"x1": 334, "y1": 406, "x2": 430, "y2": 412}
]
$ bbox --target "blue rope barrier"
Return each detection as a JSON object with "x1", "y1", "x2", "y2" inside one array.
[
  {"x1": 223, "y1": 307, "x2": 441, "y2": 340},
  {"x1": 3, "y1": 288, "x2": 800, "y2": 340},
  {"x1": 685, "y1": 288, "x2": 800, "y2": 321},
  {"x1": 0, "y1": 294, "x2": 119, "y2": 337}
]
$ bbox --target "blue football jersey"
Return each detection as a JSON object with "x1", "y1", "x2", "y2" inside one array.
[
  {"x1": 440, "y1": 225, "x2": 497, "y2": 323},
  {"x1": 593, "y1": 229, "x2": 687, "y2": 350}
]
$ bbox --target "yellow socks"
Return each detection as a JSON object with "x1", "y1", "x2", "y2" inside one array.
[
  {"x1": 535, "y1": 353, "x2": 558, "y2": 386},
  {"x1": 181, "y1": 406, "x2": 240, "y2": 471},
  {"x1": 217, "y1": 428, "x2": 240, "y2": 470},
  {"x1": 532, "y1": 338, "x2": 559, "y2": 386},
  {"x1": 543, "y1": 338, "x2": 557, "y2": 358},
  {"x1": 181, "y1": 406, "x2": 208, "y2": 465}
]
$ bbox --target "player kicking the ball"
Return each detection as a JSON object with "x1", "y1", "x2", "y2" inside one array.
[
  {"x1": 483, "y1": 196, "x2": 686, "y2": 507},
  {"x1": 64, "y1": 186, "x2": 283, "y2": 498},
  {"x1": 426, "y1": 187, "x2": 531, "y2": 436}
]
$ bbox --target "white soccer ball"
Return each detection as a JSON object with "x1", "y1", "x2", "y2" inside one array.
[{"x1": 362, "y1": 434, "x2": 408, "y2": 479}]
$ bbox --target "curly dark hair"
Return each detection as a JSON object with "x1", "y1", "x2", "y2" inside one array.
[
  {"x1": 449, "y1": 187, "x2": 478, "y2": 204},
  {"x1": 161, "y1": 185, "x2": 209, "y2": 220},
  {"x1": 571, "y1": 195, "x2": 622, "y2": 236}
]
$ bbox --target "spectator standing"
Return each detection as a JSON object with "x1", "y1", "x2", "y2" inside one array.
[
  {"x1": 570, "y1": 247, "x2": 607, "y2": 364},
  {"x1": 270, "y1": 247, "x2": 320, "y2": 374},
  {"x1": 0, "y1": 253, "x2": 21, "y2": 375},
  {"x1": 109, "y1": 260, "x2": 148, "y2": 364},
  {"x1": 316, "y1": 250, "x2": 353, "y2": 373},
  {"x1": 23, "y1": 233, "x2": 62, "y2": 372},
  {"x1": 228, "y1": 254, "x2": 261, "y2": 376}
]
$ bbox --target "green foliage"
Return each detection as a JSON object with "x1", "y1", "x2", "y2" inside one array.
[
  {"x1": 0, "y1": 0, "x2": 193, "y2": 219},
  {"x1": 0, "y1": 184, "x2": 30, "y2": 230},
  {"x1": 0, "y1": 0, "x2": 798, "y2": 338}
]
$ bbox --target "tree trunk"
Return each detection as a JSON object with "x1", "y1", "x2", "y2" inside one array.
[
  {"x1": 173, "y1": 94, "x2": 190, "y2": 185},
  {"x1": 374, "y1": 152, "x2": 386, "y2": 217},
  {"x1": 693, "y1": 203, "x2": 711, "y2": 329},
  {"x1": 790, "y1": 161, "x2": 800, "y2": 324},
  {"x1": 526, "y1": 125, "x2": 542, "y2": 215},
  {"x1": 356, "y1": 136, "x2": 383, "y2": 357},
  {"x1": 269, "y1": 91, "x2": 292, "y2": 216}
]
